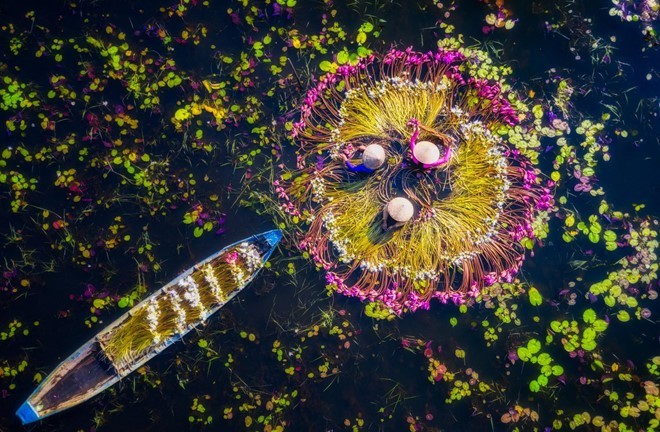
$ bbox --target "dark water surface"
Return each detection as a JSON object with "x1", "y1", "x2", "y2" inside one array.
[{"x1": 0, "y1": 0, "x2": 658, "y2": 431}]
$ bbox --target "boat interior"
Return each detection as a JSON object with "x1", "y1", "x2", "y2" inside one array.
[{"x1": 30, "y1": 341, "x2": 118, "y2": 416}]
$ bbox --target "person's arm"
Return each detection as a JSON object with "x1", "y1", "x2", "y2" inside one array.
[
  {"x1": 408, "y1": 119, "x2": 420, "y2": 164},
  {"x1": 385, "y1": 220, "x2": 406, "y2": 231},
  {"x1": 346, "y1": 160, "x2": 375, "y2": 173},
  {"x1": 381, "y1": 206, "x2": 389, "y2": 230}
]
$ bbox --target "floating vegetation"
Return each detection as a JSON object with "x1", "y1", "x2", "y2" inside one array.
[
  {"x1": 610, "y1": 0, "x2": 659, "y2": 49},
  {"x1": 0, "y1": 1, "x2": 658, "y2": 431},
  {"x1": 286, "y1": 45, "x2": 553, "y2": 314}
]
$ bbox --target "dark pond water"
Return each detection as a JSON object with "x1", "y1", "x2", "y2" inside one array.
[{"x1": 0, "y1": 0, "x2": 658, "y2": 431}]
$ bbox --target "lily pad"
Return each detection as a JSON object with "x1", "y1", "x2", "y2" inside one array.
[
  {"x1": 528, "y1": 287, "x2": 542, "y2": 306},
  {"x1": 582, "y1": 308, "x2": 596, "y2": 324}
]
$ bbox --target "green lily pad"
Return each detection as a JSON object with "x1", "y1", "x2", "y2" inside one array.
[
  {"x1": 117, "y1": 297, "x2": 129, "y2": 308},
  {"x1": 537, "y1": 353, "x2": 552, "y2": 366},
  {"x1": 582, "y1": 308, "x2": 596, "y2": 324},
  {"x1": 537, "y1": 374, "x2": 549, "y2": 387},
  {"x1": 527, "y1": 338, "x2": 542, "y2": 354},
  {"x1": 319, "y1": 60, "x2": 333, "y2": 72},
  {"x1": 603, "y1": 230, "x2": 616, "y2": 242},
  {"x1": 616, "y1": 310, "x2": 630, "y2": 322},
  {"x1": 583, "y1": 327, "x2": 596, "y2": 341},
  {"x1": 581, "y1": 338, "x2": 597, "y2": 352},
  {"x1": 550, "y1": 321, "x2": 562, "y2": 333},
  {"x1": 336, "y1": 50, "x2": 349, "y2": 65},
  {"x1": 517, "y1": 346, "x2": 531, "y2": 362},
  {"x1": 528, "y1": 286, "x2": 542, "y2": 306},
  {"x1": 529, "y1": 380, "x2": 540, "y2": 392},
  {"x1": 592, "y1": 319, "x2": 608, "y2": 332},
  {"x1": 551, "y1": 365, "x2": 564, "y2": 376}
]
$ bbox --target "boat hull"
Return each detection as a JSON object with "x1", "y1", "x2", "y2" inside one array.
[{"x1": 17, "y1": 229, "x2": 281, "y2": 424}]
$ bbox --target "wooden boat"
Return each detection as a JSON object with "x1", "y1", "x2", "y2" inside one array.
[{"x1": 16, "y1": 229, "x2": 282, "y2": 424}]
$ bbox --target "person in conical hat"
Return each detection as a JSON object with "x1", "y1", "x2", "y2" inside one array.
[
  {"x1": 410, "y1": 139, "x2": 452, "y2": 169},
  {"x1": 381, "y1": 197, "x2": 414, "y2": 231},
  {"x1": 340, "y1": 143, "x2": 386, "y2": 173},
  {"x1": 413, "y1": 140, "x2": 440, "y2": 164},
  {"x1": 407, "y1": 118, "x2": 453, "y2": 169}
]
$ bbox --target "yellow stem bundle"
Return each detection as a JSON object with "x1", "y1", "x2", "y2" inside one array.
[{"x1": 99, "y1": 254, "x2": 241, "y2": 371}]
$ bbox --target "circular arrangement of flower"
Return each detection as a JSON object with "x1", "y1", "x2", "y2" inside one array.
[{"x1": 287, "y1": 46, "x2": 553, "y2": 315}]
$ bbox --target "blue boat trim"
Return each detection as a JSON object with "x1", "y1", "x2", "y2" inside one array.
[
  {"x1": 262, "y1": 229, "x2": 283, "y2": 248},
  {"x1": 16, "y1": 401, "x2": 39, "y2": 425}
]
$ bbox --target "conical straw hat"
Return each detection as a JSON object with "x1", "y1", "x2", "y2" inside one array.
[
  {"x1": 387, "y1": 197, "x2": 414, "y2": 222},
  {"x1": 362, "y1": 144, "x2": 386, "y2": 170},
  {"x1": 413, "y1": 140, "x2": 440, "y2": 165}
]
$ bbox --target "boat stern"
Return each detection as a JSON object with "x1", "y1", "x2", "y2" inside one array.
[{"x1": 16, "y1": 400, "x2": 40, "y2": 424}]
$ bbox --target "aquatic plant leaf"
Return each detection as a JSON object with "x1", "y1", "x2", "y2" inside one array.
[
  {"x1": 517, "y1": 346, "x2": 530, "y2": 361},
  {"x1": 603, "y1": 230, "x2": 616, "y2": 242},
  {"x1": 174, "y1": 108, "x2": 190, "y2": 121},
  {"x1": 537, "y1": 375, "x2": 548, "y2": 387},
  {"x1": 616, "y1": 310, "x2": 630, "y2": 322},
  {"x1": 336, "y1": 50, "x2": 349, "y2": 65},
  {"x1": 582, "y1": 308, "x2": 596, "y2": 324},
  {"x1": 604, "y1": 295, "x2": 616, "y2": 307},
  {"x1": 551, "y1": 365, "x2": 564, "y2": 376},
  {"x1": 592, "y1": 319, "x2": 608, "y2": 332},
  {"x1": 582, "y1": 327, "x2": 596, "y2": 341},
  {"x1": 319, "y1": 61, "x2": 333, "y2": 72},
  {"x1": 527, "y1": 338, "x2": 542, "y2": 355},
  {"x1": 565, "y1": 214, "x2": 575, "y2": 227},
  {"x1": 581, "y1": 339, "x2": 597, "y2": 351},
  {"x1": 528, "y1": 287, "x2": 542, "y2": 306},
  {"x1": 536, "y1": 353, "x2": 551, "y2": 366},
  {"x1": 529, "y1": 380, "x2": 540, "y2": 392},
  {"x1": 357, "y1": 46, "x2": 372, "y2": 57},
  {"x1": 360, "y1": 22, "x2": 374, "y2": 33},
  {"x1": 550, "y1": 321, "x2": 562, "y2": 333}
]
